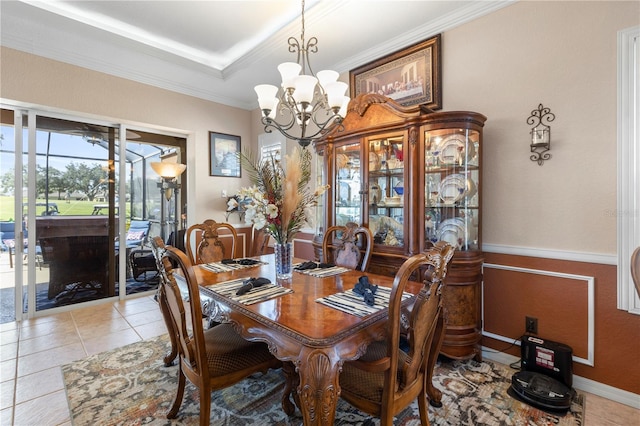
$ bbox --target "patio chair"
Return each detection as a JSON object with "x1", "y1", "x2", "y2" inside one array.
[
  {"x1": 0, "y1": 221, "x2": 42, "y2": 269},
  {"x1": 117, "y1": 220, "x2": 151, "y2": 250},
  {"x1": 116, "y1": 220, "x2": 152, "y2": 279}
]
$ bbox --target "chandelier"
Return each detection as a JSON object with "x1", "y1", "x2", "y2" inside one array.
[{"x1": 254, "y1": 0, "x2": 349, "y2": 148}]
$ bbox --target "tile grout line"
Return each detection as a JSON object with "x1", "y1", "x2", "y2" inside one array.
[{"x1": 9, "y1": 325, "x2": 21, "y2": 426}]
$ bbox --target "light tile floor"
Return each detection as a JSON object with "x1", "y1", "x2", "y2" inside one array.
[{"x1": 0, "y1": 295, "x2": 638, "y2": 425}]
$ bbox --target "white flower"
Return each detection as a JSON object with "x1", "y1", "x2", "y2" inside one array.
[
  {"x1": 266, "y1": 204, "x2": 278, "y2": 219},
  {"x1": 226, "y1": 198, "x2": 239, "y2": 211},
  {"x1": 253, "y1": 212, "x2": 267, "y2": 230}
]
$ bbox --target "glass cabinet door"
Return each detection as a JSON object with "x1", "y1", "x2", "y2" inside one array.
[
  {"x1": 424, "y1": 128, "x2": 480, "y2": 251},
  {"x1": 367, "y1": 135, "x2": 405, "y2": 248},
  {"x1": 334, "y1": 143, "x2": 361, "y2": 226}
]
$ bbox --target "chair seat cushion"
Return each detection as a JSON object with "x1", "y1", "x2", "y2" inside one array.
[
  {"x1": 203, "y1": 323, "x2": 276, "y2": 376},
  {"x1": 340, "y1": 341, "x2": 410, "y2": 404}
]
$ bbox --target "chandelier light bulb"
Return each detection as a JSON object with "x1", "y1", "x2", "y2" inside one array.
[
  {"x1": 325, "y1": 81, "x2": 348, "y2": 109},
  {"x1": 338, "y1": 96, "x2": 350, "y2": 117},
  {"x1": 278, "y1": 62, "x2": 302, "y2": 89},
  {"x1": 255, "y1": 84, "x2": 279, "y2": 114},
  {"x1": 292, "y1": 75, "x2": 318, "y2": 104},
  {"x1": 316, "y1": 70, "x2": 339, "y2": 89},
  {"x1": 268, "y1": 99, "x2": 280, "y2": 119}
]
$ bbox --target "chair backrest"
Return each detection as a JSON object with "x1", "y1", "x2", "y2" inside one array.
[
  {"x1": 322, "y1": 222, "x2": 373, "y2": 271},
  {"x1": 154, "y1": 237, "x2": 208, "y2": 378},
  {"x1": 250, "y1": 226, "x2": 270, "y2": 257},
  {"x1": 185, "y1": 219, "x2": 238, "y2": 264},
  {"x1": 385, "y1": 241, "x2": 454, "y2": 400},
  {"x1": 632, "y1": 246, "x2": 640, "y2": 298},
  {"x1": 125, "y1": 220, "x2": 151, "y2": 247}
]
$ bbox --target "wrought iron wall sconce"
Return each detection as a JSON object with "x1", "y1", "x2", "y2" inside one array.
[{"x1": 527, "y1": 104, "x2": 555, "y2": 166}]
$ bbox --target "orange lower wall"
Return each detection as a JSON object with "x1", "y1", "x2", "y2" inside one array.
[{"x1": 482, "y1": 252, "x2": 640, "y2": 394}]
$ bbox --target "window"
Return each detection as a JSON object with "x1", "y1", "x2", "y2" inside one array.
[
  {"x1": 258, "y1": 132, "x2": 285, "y2": 162},
  {"x1": 617, "y1": 25, "x2": 640, "y2": 314}
]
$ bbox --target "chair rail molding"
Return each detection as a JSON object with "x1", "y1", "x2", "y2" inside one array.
[{"x1": 482, "y1": 243, "x2": 617, "y2": 266}]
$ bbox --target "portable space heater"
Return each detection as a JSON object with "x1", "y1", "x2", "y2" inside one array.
[{"x1": 510, "y1": 336, "x2": 574, "y2": 412}]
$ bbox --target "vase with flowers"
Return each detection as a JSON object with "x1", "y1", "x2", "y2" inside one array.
[{"x1": 227, "y1": 146, "x2": 328, "y2": 279}]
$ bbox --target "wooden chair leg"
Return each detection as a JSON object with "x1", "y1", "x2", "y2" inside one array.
[
  {"x1": 157, "y1": 287, "x2": 179, "y2": 366},
  {"x1": 426, "y1": 310, "x2": 446, "y2": 407},
  {"x1": 200, "y1": 386, "x2": 211, "y2": 426},
  {"x1": 168, "y1": 364, "x2": 186, "y2": 418}
]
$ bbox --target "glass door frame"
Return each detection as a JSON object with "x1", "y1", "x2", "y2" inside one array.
[{"x1": 4, "y1": 105, "x2": 188, "y2": 321}]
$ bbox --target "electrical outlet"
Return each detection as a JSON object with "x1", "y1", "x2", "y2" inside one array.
[
  {"x1": 525, "y1": 316, "x2": 538, "y2": 334},
  {"x1": 221, "y1": 190, "x2": 227, "y2": 198}
]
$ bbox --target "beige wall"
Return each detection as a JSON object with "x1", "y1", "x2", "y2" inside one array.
[
  {"x1": 440, "y1": 0, "x2": 637, "y2": 254},
  {"x1": 0, "y1": 47, "x2": 255, "y2": 225}
]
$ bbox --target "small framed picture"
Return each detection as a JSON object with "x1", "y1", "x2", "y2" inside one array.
[{"x1": 209, "y1": 132, "x2": 241, "y2": 177}]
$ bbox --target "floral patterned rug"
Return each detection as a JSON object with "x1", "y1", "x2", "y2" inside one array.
[{"x1": 62, "y1": 335, "x2": 584, "y2": 425}]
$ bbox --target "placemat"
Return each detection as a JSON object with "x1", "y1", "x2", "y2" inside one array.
[
  {"x1": 201, "y1": 259, "x2": 267, "y2": 273},
  {"x1": 317, "y1": 286, "x2": 413, "y2": 317},
  {"x1": 295, "y1": 265, "x2": 350, "y2": 277},
  {"x1": 204, "y1": 278, "x2": 292, "y2": 305}
]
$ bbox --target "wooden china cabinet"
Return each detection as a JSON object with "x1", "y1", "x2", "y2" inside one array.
[{"x1": 314, "y1": 94, "x2": 486, "y2": 360}]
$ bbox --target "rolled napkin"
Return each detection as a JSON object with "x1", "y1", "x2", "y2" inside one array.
[
  {"x1": 235, "y1": 277, "x2": 271, "y2": 296},
  {"x1": 221, "y1": 258, "x2": 260, "y2": 266},
  {"x1": 295, "y1": 261, "x2": 318, "y2": 270},
  {"x1": 353, "y1": 276, "x2": 378, "y2": 306}
]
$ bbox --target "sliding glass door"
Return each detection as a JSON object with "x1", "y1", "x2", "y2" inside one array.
[{"x1": 0, "y1": 107, "x2": 187, "y2": 322}]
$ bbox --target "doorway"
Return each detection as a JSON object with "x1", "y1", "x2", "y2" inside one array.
[{"x1": 0, "y1": 108, "x2": 187, "y2": 322}]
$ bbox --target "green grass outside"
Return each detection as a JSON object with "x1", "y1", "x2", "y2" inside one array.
[{"x1": 0, "y1": 195, "x2": 131, "y2": 222}]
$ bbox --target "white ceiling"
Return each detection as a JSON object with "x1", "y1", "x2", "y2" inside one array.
[{"x1": 1, "y1": 0, "x2": 514, "y2": 110}]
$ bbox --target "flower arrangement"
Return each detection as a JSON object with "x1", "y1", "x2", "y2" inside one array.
[{"x1": 227, "y1": 146, "x2": 328, "y2": 244}]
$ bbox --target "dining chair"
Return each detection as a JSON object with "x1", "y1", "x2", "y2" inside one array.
[
  {"x1": 631, "y1": 246, "x2": 640, "y2": 298},
  {"x1": 185, "y1": 219, "x2": 237, "y2": 264},
  {"x1": 322, "y1": 222, "x2": 374, "y2": 271},
  {"x1": 154, "y1": 239, "x2": 285, "y2": 425},
  {"x1": 338, "y1": 241, "x2": 455, "y2": 426},
  {"x1": 250, "y1": 225, "x2": 270, "y2": 257}
]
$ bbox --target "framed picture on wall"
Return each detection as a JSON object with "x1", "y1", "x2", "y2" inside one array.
[
  {"x1": 209, "y1": 132, "x2": 241, "y2": 177},
  {"x1": 349, "y1": 34, "x2": 442, "y2": 110}
]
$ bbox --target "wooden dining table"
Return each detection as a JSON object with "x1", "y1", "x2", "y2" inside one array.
[{"x1": 193, "y1": 254, "x2": 443, "y2": 425}]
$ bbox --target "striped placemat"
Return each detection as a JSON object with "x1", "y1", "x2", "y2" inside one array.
[
  {"x1": 294, "y1": 266, "x2": 350, "y2": 277},
  {"x1": 204, "y1": 278, "x2": 292, "y2": 305},
  {"x1": 316, "y1": 286, "x2": 412, "y2": 317},
  {"x1": 201, "y1": 259, "x2": 267, "y2": 273}
]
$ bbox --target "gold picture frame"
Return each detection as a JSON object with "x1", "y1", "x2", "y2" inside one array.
[{"x1": 349, "y1": 34, "x2": 442, "y2": 109}]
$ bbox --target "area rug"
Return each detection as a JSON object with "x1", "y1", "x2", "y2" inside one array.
[{"x1": 62, "y1": 335, "x2": 584, "y2": 425}]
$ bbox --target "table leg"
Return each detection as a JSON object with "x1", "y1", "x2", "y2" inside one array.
[{"x1": 295, "y1": 347, "x2": 342, "y2": 426}]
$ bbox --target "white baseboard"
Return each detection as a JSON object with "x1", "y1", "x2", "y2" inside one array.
[{"x1": 481, "y1": 347, "x2": 640, "y2": 410}]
